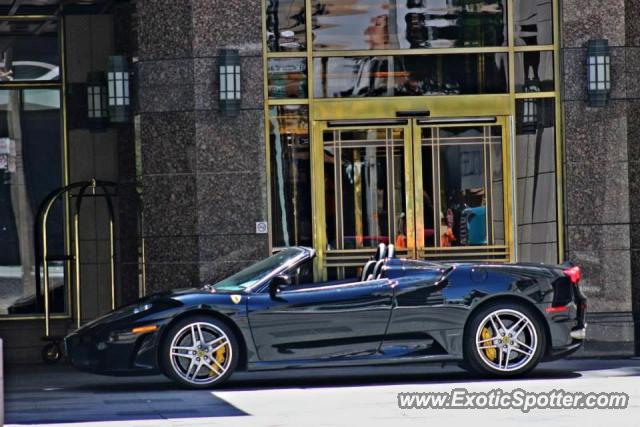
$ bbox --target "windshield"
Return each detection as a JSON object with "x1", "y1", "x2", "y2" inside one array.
[{"x1": 211, "y1": 247, "x2": 308, "y2": 292}]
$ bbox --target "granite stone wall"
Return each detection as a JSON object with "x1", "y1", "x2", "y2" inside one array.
[
  {"x1": 135, "y1": 0, "x2": 268, "y2": 294},
  {"x1": 562, "y1": 0, "x2": 637, "y2": 355}
]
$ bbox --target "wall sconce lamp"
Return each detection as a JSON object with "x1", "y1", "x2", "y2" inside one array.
[
  {"x1": 86, "y1": 71, "x2": 108, "y2": 132},
  {"x1": 219, "y1": 49, "x2": 241, "y2": 116},
  {"x1": 586, "y1": 39, "x2": 611, "y2": 107},
  {"x1": 107, "y1": 55, "x2": 131, "y2": 123}
]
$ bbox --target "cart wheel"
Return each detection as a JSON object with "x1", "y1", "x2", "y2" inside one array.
[{"x1": 42, "y1": 342, "x2": 61, "y2": 364}]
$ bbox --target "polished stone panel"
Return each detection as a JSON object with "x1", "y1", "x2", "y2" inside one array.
[
  {"x1": 562, "y1": 0, "x2": 625, "y2": 48},
  {"x1": 64, "y1": 16, "x2": 92, "y2": 83},
  {"x1": 627, "y1": 101, "x2": 640, "y2": 162},
  {"x1": 145, "y1": 262, "x2": 200, "y2": 293},
  {"x1": 195, "y1": 110, "x2": 265, "y2": 173},
  {"x1": 137, "y1": 0, "x2": 194, "y2": 60},
  {"x1": 68, "y1": 130, "x2": 95, "y2": 182},
  {"x1": 564, "y1": 250, "x2": 632, "y2": 313},
  {"x1": 139, "y1": 112, "x2": 196, "y2": 175},
  {"x1": 137, "y1": 59, "x2": 194, "y2": 86},
  {"x1": 141, "y1": 174, "x2": 198, "y2": 237},
  {"x1": 564, "y1": 160, "x2": 629, "y2": 226},
  {"x1": 566, "y1": 224, "x2": 630, "y2": 252},
  {"x1": 576, "y1": 312, "x2": 635, "y2": 356},
  {"x1": 194, "y1": 83, "x2": 217, "y2": 111},
  {"x1": 137, "y1": 59, "x2": 196, "y2": 113},
  {"x1": 625, "y1": 48, "x2": 640, "y2": 99},
  {"x1": 626, "y1": 0, "x2": 640, "y2": 46},
  {"x1": 117, "y1": 127, "x2": 137, "y2": 182},
  {"x1": 627, "y1": 161, "x2": 640, "y2": 224},
  {"x1": 191, "y1": 0, "x2": 262, "y2": 56},
  {"x1": 144, "y1": 236, "x2": 199, "y2": 263},
  {"x1": 137, "y1": 83, "x2": 195, "y2": 113},
  {"x1": 93, "y1": 131, "x2": 119, "y2": 181},
  {"x1": 118, "y1": 262, "x2": 140, "y2": 305},
  {"x1": 631, "y1": 251, "x2": 640, "y2": 323},
  {"x1": 196, "y1": 172, "x2": 267, "y2": 236},
  {"x1": 198, "y1": 234, "x2": 269, "y2": 262},
  {"x1": 563, "y1": 101, "x2": 628, "y2": 163}
]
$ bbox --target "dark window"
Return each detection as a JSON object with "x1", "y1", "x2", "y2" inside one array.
[
  {"x1": 268, "y1": 58, "x2": 308, "y2": 99},
  {"x1": 513, "y1": 0, "x2": 553, "y2": 46},
  {"x1": 0, "y1": 19, "x2": 60, "y2": 82},
  {"x1": 515, "y1": 51, "x2": 554, "y2": 92},
  {"x1": 0, "y1": 89, "x2": 64, "y2": 316},
  {"x1": 266, "y1": 0, "x2": 307, "y2": 52},
  {"x1": 314, "y1": 53, "x2": 508, "y2": 98},
  {"x1": 515, "y1": 98, "x2": 558, "y2": 263},
  {"x1": 269, "y1": 105, "x2": 313, "y2": 248}
]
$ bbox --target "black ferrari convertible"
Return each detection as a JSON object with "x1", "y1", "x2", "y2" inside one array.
[{"x1": 65, "y1": 245, "x2": 587, "y2": 388}]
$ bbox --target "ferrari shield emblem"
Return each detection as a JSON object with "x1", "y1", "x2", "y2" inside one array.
[{"x1": 230, "y1": 294, "x2": 242, "y2": 304}]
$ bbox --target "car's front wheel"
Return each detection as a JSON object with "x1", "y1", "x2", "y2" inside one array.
[
  {"x1": 160, "y1": 315, "x2": 238, "y2": 388},
  {"x1": 463, "y1": 301, "x2": 546, "y2": 377}
]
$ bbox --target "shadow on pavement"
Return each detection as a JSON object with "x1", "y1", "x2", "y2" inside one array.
[{"x1": 6, "y1": 358, "x2": 640, "y2": 424}]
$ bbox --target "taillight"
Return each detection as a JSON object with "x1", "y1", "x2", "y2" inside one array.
[{"x1": 563, "y1": 265, "x2": 581, "y2": 284}]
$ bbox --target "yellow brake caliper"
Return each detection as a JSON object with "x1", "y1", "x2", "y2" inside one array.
[
  {"x1": 482, "y1": 327, "x2": 497, "y2": 361},
  {"x1": 209, "y1": 345, "x2": 227, "y2": 377}
]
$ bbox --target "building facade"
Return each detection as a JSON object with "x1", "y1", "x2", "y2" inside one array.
[{"x1": 0, "y1": 0, "x2": 636, "y2": 363}]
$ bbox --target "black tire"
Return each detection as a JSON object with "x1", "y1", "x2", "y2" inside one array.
[
  {"x1": 41, "y1": 342, "x2": 61, "y2": 364},
  {"x1": 159, "y1": 315, "x2": 239, "y2": 389},
  {"x1": 463, "y1": 301, "x2": 546, "y2": 377}
]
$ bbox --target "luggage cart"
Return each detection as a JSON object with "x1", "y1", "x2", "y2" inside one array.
[{"x1": 34, "y1": 178, "x2": 117, "y2": 363}]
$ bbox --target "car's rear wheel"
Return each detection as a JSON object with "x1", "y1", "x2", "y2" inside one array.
[
  {"x1": 160, "y1": 315, "x2": 238, "y2": 388},
  {"x1": 463, "y1": 301, "x2": 545, "y2": 377}
]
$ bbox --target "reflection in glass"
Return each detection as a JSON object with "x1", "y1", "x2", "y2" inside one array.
[
  {"x1": 421, "y1": 129, "x2": 435, "y2": 246},
  {"x1": 269, "y1": 105, "x2": 313, "y2": 247},
  {"x1": 0, "y1": 89, "x2": 64, "y2": 316},
  {"x1": 268, "y1": 58, "x2": 308, "y2": 99},
  {"x1": 324, "y1": 128, "x2": 406, "y2": 250},
  {"x1": 314, "y1": 53, "x2": 508, "y2": 98},
  {"x1": 439, "y1": 129, "x2": 486, "y2": 246},
  {"x1": 0, "y1": 20, "x2": 60, "y2": 82},
  {"x1": 513, "y1": 0, "x2": 553, "y2": 46},
  {"x1": 312, "y1": 0, "x2": 507, "y2": 50},
  {"x1": 515, "y1": 51, "x2": 554, "y2": 92},
  {"x1": 266, "y1": 0, "x2": 307, "y2": 52},
  {"x1": 421, "y1": 126, "x2": 503, "y2": 248},
  {"x1": 489, "y1": 127, "x2": 504, "y2": 245},
  {"x1": 515, "y1": 98, "x2": 557, "y2": 263}
]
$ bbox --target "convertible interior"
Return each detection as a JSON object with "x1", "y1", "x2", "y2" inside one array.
[{"x1": 282, "y1": 243, "x2": 397, "y2": 291}]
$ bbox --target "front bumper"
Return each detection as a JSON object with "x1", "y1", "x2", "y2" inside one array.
[{"x1": 65, "y1": 327, "x2": 161, "y2": 376}]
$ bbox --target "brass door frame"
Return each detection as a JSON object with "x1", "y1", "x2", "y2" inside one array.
[
  {"x1": 412, "y1": 117, "x2": 512, "y2": 262},
  {"x1": 312, "y1": 111, "x2": 513, "y2": 276}
]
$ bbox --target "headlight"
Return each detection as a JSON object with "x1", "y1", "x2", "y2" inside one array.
[
  {"x1": 132, "y1": 303, "x2": 153, "y2": 314},
  {"x1": 79, "y1": 302, "x2": 154, "y2": 330}
]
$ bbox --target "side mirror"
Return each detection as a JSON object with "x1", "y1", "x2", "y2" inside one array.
[{"x1": 269, "y1": 274, "x2": 291, "y2": 297}]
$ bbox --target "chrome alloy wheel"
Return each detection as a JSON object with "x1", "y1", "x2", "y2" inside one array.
[
  {"x1": 169, "y1": 321, "x2": 233, "y2": 385},
  {"x1": 474, "y1": 309, "x2": 538, "y2": 372}
]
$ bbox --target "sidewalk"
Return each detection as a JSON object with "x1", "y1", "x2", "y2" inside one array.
[{"x1": 5, "y1": 358, "x2": 640, "y2": 426}]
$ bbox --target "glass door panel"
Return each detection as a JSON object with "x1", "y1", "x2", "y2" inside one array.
[
  {"x1": 323, "y1": 127, "x2": 407, "y2": 251},
  {"x1": 416, "y1": 122, "x2": 508, "y2": 261},
  {"x1": 316, "y1": 117, "x2": 510, "y2": 274}
]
